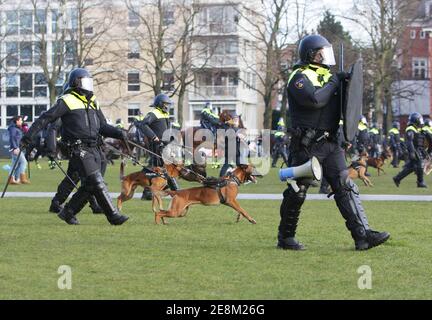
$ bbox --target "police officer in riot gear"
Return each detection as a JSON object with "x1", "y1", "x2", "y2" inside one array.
[
  {"x1": 388, "y1": 120, "x2": 402, "y2": 168},
  {"x1": 21, "y1": 68, "x2": 129, "y2": 225},
  {"x1": 200, "y1": 101, "x2": 221, "y2": 136},
  {"x1": 278, "y1": 34, "x2": 389, "y2": 251},
  {"x1": 368, "y1": 122, "x2": 381, "y2": 158},
  {"x1": 355, "y1": 115, "x2": 370, "y2": 155},
  {"x1": 137, "y1": 93, "x2": 179, "y2": 194},
  {"x1": 271, "y1": 122, "x2": 290, "y2": 168},
  {"x1": 393, "y1": 112, "x2": 428, "y2": 188}
]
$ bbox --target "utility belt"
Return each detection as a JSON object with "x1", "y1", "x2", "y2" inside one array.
[
  {"x1": 59, "y1": 139, "x2": 98, "y2": 158},
  {"x1": 289, "y1": 127, "x2": 336, "y2": 149}
]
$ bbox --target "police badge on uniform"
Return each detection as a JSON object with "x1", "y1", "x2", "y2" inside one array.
[
  {"x1": 295, "y1": 78, "x2": 304, "y2": 89},
  {"x1": 80, "y1": 150, "x2": 87, "y2": 159}
]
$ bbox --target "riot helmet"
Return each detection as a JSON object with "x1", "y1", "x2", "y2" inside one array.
[
  {"x1": 392, "y1": 120, "x2": 400, "y2": 130},
  {"x1": 67, "y1": 68, "x2": 94, "y2": 96},
  {"x1": 153, "y1": 93, "x2": 172, "y2": 113},
  {"x1": 408, "y1": 112, "x2": 424, "y2": 127},
  {"x1": 359, "y1": 115, "x2": 368, "y2": 125},
  {"x1": 424, "y1": 118, "x2": 431, "y2": 127},
  {"x1": 298, "y1": 34, "x2": 336, "y2": 66}
]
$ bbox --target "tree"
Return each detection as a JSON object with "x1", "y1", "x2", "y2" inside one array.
[
  {"x1": 343, "y1": 0, "x2": 421, "y2": 132},
  {"x1": 237, "y1": 0, "x2": 291, "y2": 129}
]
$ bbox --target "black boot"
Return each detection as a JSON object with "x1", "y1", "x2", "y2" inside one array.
[
  {"x1": 57, "y1": 187, "x2": 90, "y2": 225},
  {"x1": 277, "y1": 185, "x2": 307, "y2": 250},
  {"x1": 416, "y1": 168, "x2": 428, "y2": 188},
  {"x1": 166, "y1": 176, "x2": 179, "y2": 191},
  {"x1": 58, "y1": 206, "x2": 80, "y2": 225},
  {"x1": 89, "y1": 173, "x2": 129, "y2": 225},
  {"x1": 141, "y1": 187, "x2": 153, "y2": 201},
  {"x1": 49, "y1": 200, "x2": 64, "y2": 213},
  {"x1": 334, "y1": 178, "x2": 389, "y2": 250},
  {"x1": 88, "y1": 196, "x2": 104, "y2": 214},
  {"x1": 393, "y1": 165, "x2": 413, "y2": 187},
  {"x1": 355, "y1": 230, "x2": 390, "y2": 250}
]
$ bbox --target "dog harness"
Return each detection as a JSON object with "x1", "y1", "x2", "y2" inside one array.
[{"x1": 202, "y1": 174, "x2": 242, "y2": 204}]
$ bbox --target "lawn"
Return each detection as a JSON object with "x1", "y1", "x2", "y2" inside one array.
[{"x1": 0, "y1": 158, "x2": 431, "y2": 300}]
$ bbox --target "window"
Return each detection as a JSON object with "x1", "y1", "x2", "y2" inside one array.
[
  {"x1": 68, "y1": 8, "x2": 78, "y2": 30},
  {"x1": 128, "y1": 72, "x2": 140, "y2": 91},
  {"x1": 162, "y1": 72, "x2": 175, "y2": 91},
  {"x1": 164, "y1": 50, "x2": 174, "y2": 59},
  {"x1": 65, "y1": 41, "x2": 77, "y2": 65},
  {"x1": 55, "y1": 72, "x2": 66, "y2": 96},
  {"x1": 35, "y1": 105, "x2": 48, "y2": 119},
  {"x1": 84, "y1": 26, "x2": 94, "y2": 35},
  {"x1": 20, "y1": 10, "x2": 33, "y2": 35},
  {"x1": 20, "y1": 42, "x2": 33, "y2": 66},
  {"x1": 6, "y1": 74, "x2": 18, "y2": 98},
  {"x1": 128, "y1": 40, "x2": 140, "y2": 59},
  {"x1": 51, "y1": 9, "x2": 61, "y2": 33},
  {"x1": 128, "y1": 103, "x2": 140, "y2": 123},
  {"x1": 420, "y1": 30, "x2": 426, "y2": 39},
  {"x1": 7, "y1": 106, "x2": 19, "y2": 124},
  {"x1": 6, "y1": 42, "x2": 19, "y2": 67},
  {"x1": 84, "y1": 58, "x2": 94, "y2": 66},
  {"x1": 6, "y1": 11, "x2": 19, "y2": 35},
  {"x1": 21, "y1": 105, "x2": 33, "y2": 122},
  {"x1": 20, "y1": 74, "x2": 33, "y2": 97},
  {"x1": 410, "y1": 30, "x2": 416, "y2": 39},
  {"x1": 163, "y1": 9, "x2": 175, "y2": 26},
  {"x1": 412, "y1": 58, "x2": 428, "y2": 79},
  {"x1": 6, "y1": 105, "x2": 48, "y2": 124},
  {"x1": 52, "y1": 41, "x2": 63, "y2": 66},
  {"x1": 34, "y1": 9, "x2": 47, "y2": 34},
  {"x1": 34, "y1": 73, "x2": 47, "y2": 97},
  {"x1": 128, "y1": 9, "x2": 140, "y2": 27},
  {"x1": 34, "y1": 42, "x2": 42, "y2": 66}
]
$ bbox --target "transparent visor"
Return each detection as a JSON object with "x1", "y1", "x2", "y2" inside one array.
[
  {"x1": 320, "y1": 46, "x2": 336, "y2": 66},
  {"x1": 80, "y1": 77, "x2": 94, "y2": 92},
  {"x1": 419, "y1": 117, "x2": 424, "y2": 125}
]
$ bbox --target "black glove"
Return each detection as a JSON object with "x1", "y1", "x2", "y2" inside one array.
[
  {"x1": 20, "y1": 135, "x2": 32, "y2": 149},
  {"x1": 336, "y1": 71, "x2": 351, "y2": 81}
]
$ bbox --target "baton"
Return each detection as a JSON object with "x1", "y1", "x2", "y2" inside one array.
[
  {"x1": 51, "y1": 157, "x2": 79, "y2": 190},
  {"x1": 1, "y1": 149, "x2": 23, "y2": 198}
]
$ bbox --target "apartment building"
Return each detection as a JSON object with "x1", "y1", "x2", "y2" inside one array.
[
  {"x1": 0, "y1": 0, "x2": 264, "y2": 131},
  {"x1": 394, "y1": 0, "x2": 432, "y2": 128}
]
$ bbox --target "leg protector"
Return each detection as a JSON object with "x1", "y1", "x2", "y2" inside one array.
[
  {"x1": 86, "y1": 172, "x2": 129, "y2": 225},
  {"x1": 278, "y1": 184, "x2": 307, "y2": 239},
  {"x1": 333, "y1": 174, "x2": 370, "y2": 241}
]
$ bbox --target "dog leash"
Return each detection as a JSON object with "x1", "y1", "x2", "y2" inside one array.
[{"x1": 126, "y1": 139, "x2": 207, "y2": 182}]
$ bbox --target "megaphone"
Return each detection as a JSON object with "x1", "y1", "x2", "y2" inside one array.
[{"x1": 279, "y1": 156, "x2": 322, "y2": 182}]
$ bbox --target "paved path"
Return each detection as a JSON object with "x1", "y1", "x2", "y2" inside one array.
[{"x1": 3, "y1": 192, "x2": 432, "y2": 201}]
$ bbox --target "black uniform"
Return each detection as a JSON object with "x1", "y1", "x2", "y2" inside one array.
[
  {"x1": 355, "y1": 123, "x2": 370, "y2": 154},
  {"x1": 137, "y1": 107, "x2": 170, "y2": 167},
  {"x1": 46, "y1": 119, "x2": 106, "y2": 214},
  {"x1": 23, "y1": 90, "x2": 128, "y2": 225},
  {"x1": 393, "y1": 125, "x2": 427, "y2": 187},
  {"x1": 279, "y1": 62, "x2": 384, "y2": 250},
  {"x1": 388, "y1": 127, "x2": 402, "y2": 168},
  {"x1": 271, "y1": 131, "x2": 290, "y2": 168}
]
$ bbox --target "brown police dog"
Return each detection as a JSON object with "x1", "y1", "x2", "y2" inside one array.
[
  {"x1": 117, "y1": 163, "x2": 205, "y2": 218},
  {"x1": 349, "y1": 152, "x2": 373, "y2": 187},
  {"x1": 154, "y1": 165, "x2": 258, "y2": 225}
]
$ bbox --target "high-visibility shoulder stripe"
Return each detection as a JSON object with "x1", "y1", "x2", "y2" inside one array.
[
  {"x1": 151, "y1": 108, "x2": 170, "y2": 119},
  {"x1": 406, "y1": 125, "x2": 418, "y2": 133},
  {"x1": 61, "y1": 93, "x2": 98, "y2": 110}
]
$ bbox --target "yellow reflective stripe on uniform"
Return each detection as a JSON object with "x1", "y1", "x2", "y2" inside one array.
[
  {"x1": 61, "y1": 93, "x2": 98, "y2": 110},
  {"x1": 369, "y1": 128, "x2": 379, "y2": 135},
  {"x1": 358, "y1": 123, "x2": 368, "y2": 131},
  {"x1": 422, "y1": 126, "x2": 432, "y2": 134},
  {"x1": 288, "y1": 65, "x2": 332, "y2": 88},
  {"x1": 202, "y1": 108, "x2": 218, "y2": 118},
  {"x1": 275, "y1": 132, "x2": 285, "y2": 137},
  {"x1": 406, "y1": 125, "x2": 418, "y2": 133},
  {"x1": 389, "y1": 128, "x2": 399, "y2": 135},
  {"x1": 151, "y1": 108, "x2": 170, "y2": 119}
]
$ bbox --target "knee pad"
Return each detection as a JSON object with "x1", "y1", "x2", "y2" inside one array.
[
  {"x1": 84, "y1": 171, "x2": 105, "y2": 193},
  {"x1": 332, "y1": 170, "x2": 359, "y2": 196}
]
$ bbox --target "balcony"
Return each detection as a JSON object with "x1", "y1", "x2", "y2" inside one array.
[
  {"x1": 195, "y1": 23, "x2": 238, "y2": 36},
  {"x1": 193, "y1": 54, "x2": 238, "y2": 69},
  {"x1": 189, "y1": 85, "x2": 238, "y2": 100}
]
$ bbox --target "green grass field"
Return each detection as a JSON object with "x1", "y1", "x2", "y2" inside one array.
[{"x1": 0, "y1": 158, "x2": 432, "y2": 299}]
